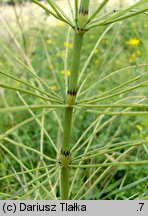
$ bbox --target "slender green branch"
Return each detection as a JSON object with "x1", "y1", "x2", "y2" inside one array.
[
  {"x1": 72, "y1": 138, "x2": 148, "y2": 160},
  {"x1": 72, "y1": 141, "x2": 146, "y2": 163},
  {"x1": 0, "y1": 82, "x2": 61, "y2": 104},
  {"x1": 0, "y1": 104, "x2": 67, "y2": 113},
  {"x1": 0, "y1": 70, "x2": 63, "y2": 102},
  {"x1": 75, "y1": 147, "x2": 146, "y2": 200},
  {"x1": 71, "y1": 97, "x2": 146, "y2": 154},
  {"x1": 84, "y1": 0, "x2": 109, "y2": 26},
  {"x1": 34, "y1": 0, "x2": 72, "y2": 27},
  {"x1": 86, "y1": 0, "x2": 148, "y2": 29},
  {"x1": 3, "y1": 137, "x2": 56, "y2": 162},
  {"x1": 87, "y1": 8, "x2": 148, "y2": 29},
  {"x1": 9, "y1": 167, "x2": 57, "y2": 199},
  {"x1": 78, "y1": 64, "x2": 148, "y2": 97},
  {"x1": 106, "y1": 0, "x2": 148, "y2": 20},
  {"x1": 67, "y1": 0, "x2": 74, "y2": 23},
  {"x1": 78, "y1": 72, "x2": 143, "y2": 102},
  {"x1": 17, "y1": 92, "x2": 60, "y2": 152},
  {"x1": 78, "y1": 81, "x2": 148, "y2": 104},
  {"x1": 46, "y1": 0, "x2": 73, "y2": 26},
  {"x1": 86, "y1": 11, "x2": 114, "y2": 26},
  {"x1": 104, "y1": 0, "x2": 148, "y2": 21},
  {"x1": 78, "y1": 24, "x2": 113, "y2": 84},
  {"x1": 4, "y1": 46, "x2": 63, "y2": 101},
  {"x1": 103, "y1": 176, "x2": 148, "y2": 199},
  {"x1": 0, "y1": 111, "x2": 49, "y2": 141},
  {"x1": 71, "y1": 110, "x2": 104, "y2": 153},
  {"x1": 103, "y1": 8, "x2": 148, "y2": 26},
  {"x1": 75, "y1": 103, "x2": 148, "y2": 109},
  {"x1": 32, "y1": 0, "x2": 60, "y2": 20},
  {"x1": 0, "y1": 141, "x2": 52, "y2": 197},
  {"x1": 0, "y1": 164, "x2": 56, "y2": 181},
  {"x1": 75, "y1": 109, "x2": 148, "y2": 116},
  {"x1": 23, "y1": 167, "x2": 57, "y2": 190},
  {"x1": 22, "y1": 168, "x2": 60, "y2": 198},
  {"x1": 69, "y1": 160, "x2": 148, "y2": 168},
  {"x1": 15, "y1": 167, "x2": 60, "y2": 199},
  {"x1": 12, "y1": 2, "x2": 27, "y2": 52}
]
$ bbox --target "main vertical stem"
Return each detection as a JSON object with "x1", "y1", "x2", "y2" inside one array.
[{"x1": 60, "y1": 31, "x2": 84, "y2": 200}]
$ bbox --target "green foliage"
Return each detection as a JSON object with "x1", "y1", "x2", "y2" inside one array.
[{"x1": 0, "y1": 0, "x2": 148, "y2": 200}]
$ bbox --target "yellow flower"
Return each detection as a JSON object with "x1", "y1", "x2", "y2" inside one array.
[
  {"x1": 47, "y1": 39, "x2": 52, "y2": 44},
  {"x1": 67, "y1": 70, "x2": 71, "y2": 76},
  {"x1": 136, "y1": 124, "x2": 142, "y2": 131},
  {"x1": 50, "y1": 86, "x2": 57, "y2": 91},
  {"x1": 94, "y1": 48, "x2": 99, "y2": 54},
  {"x1": 129, "y1": 52, "x2": 136, "y2": 63},
  {"x1": 57, "y1": 21, "x2": 64, "y2": 27},
  {"x1": 95, "y1": 59, "x2": 100, "y2": 64},
  {"x1": 115, "y1": 60, "x2": 121, "y2": 65},
  {"x1": 16, "y1": 81, "x2": 21, "y2": 86},
  {"x1": 127, "y1": 38, "x2": 140, "y2": 46},
  {"x1": 62, "y1": 50, "x2": 66, "y2": 57},
  {"x1": 64, "y1": 42, "x2": 73, "y2": 49},
  {"x1": 137, "y1": 50, "x2": 141, "y2": 56},
  {"x1": 61, "y1": 69, "x2": 71, "y2": 77},
  {"x1": 105, "y1": 39, "x2": 109, "y2": 45}
]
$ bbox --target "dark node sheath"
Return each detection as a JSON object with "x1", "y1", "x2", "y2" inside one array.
[
  {"x1": 68, "y1": 89, "x2": 77, "y2": 96},
  {"x1": 61, "y1": 150, "x2": 70, "y2": 157}
]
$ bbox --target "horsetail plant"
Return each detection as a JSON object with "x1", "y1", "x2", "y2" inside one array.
[
  {"x1": 31, "y1": 0, "x2": 148, "y2": 200},
  {"x1": 0, "y1": 0, "x2": 148, "y2": 200}
]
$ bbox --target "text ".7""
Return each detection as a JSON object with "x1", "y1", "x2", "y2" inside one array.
[{"x1": 137, "y1": 203, "x2": 144, "y2": 212}]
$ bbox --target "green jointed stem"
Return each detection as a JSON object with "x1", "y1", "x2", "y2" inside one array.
[
  {"x1": 62, "y1": 107, "x2": 73, "y2": 152},
  {"x1": 68, "y1": 32, "x2": 84, "y2": 94},
  {"x1": 60, "y1": 31, "x2": 84, "y2": 200},
  {"x1": 78, "y1": 0, "x2": 90, "y2": 28},
  {"x1": 61, "y1": 167, "x2": 69, "y2": 199},
  {"x1": 60, "y1": 0, "x2": 90, "y2": 199}
]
